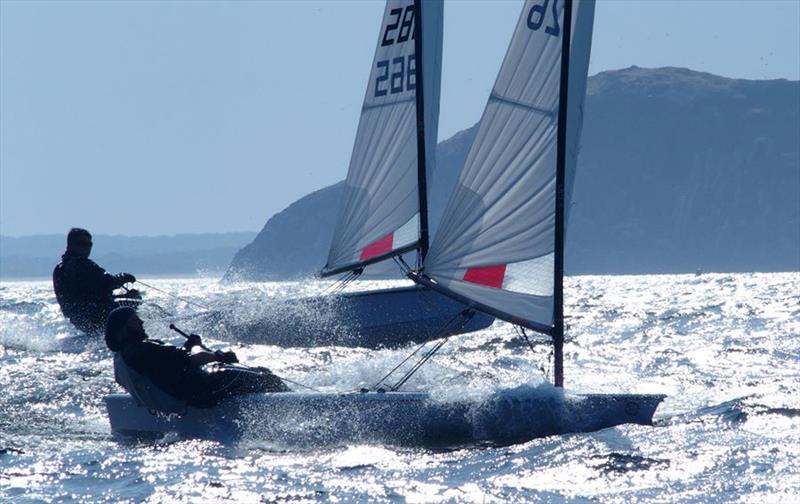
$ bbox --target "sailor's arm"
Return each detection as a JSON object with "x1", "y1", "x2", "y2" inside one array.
[
  {"x1": 189, "y1": 350, "x2": 222, "y2": 367},
  {"x1": 80, "y1": 258, "x2": 134, "y2": 290},
  {"x1": 183, "y1": 333, "x2": 239, "y2": 366},
  {"x1": 106, "y1": 271, "x2": 136, "y2": 290}
]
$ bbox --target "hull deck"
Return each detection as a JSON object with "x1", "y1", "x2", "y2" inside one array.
[
  {"x1": 106, "y1": 390, "x2": 665, "y2": 447},
  {"x1": 199, "y1": 285, "x2": 494, "y2": 349}
]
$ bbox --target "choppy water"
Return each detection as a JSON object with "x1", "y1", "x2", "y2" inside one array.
[{"x1": 1, "y1": 272, "x2": 798, "y2": 502}]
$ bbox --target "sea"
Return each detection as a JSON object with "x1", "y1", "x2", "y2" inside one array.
[{"x1": 1, "y1": 272, "x2": 798, "y2": 503}]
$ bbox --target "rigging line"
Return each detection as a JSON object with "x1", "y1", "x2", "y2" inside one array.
[
  {"x1": 392, "y1": 255, "x2": 413, "y2": 277},
  {"x1": 278, "y1": 376, "x2": 323, "y2": 393},
  {"x1": 333, "y1": 269, "x2": 361, "y2": 293},
  {"x1": 321, "y1": 269, "x2": 361, "y2": 296},
  {"x1": 392, "y1": 256, "x2": 404, "y2": 275},
  {"x1": 324, "y1": 275, "x2": 348, "y2": 295},
  {"x1": 123, "y1": 288, "x2": 177, "y2": 317},
  {"x1": 143, "y1": 301, "x2": 175, "y2": 318},
  {"x1": 345, "y1": 269, "x2": 361, "y2": 284},
  {"x1": 135, "y1": 280, "x2": 212, "y2": 311},
  {"x1": 390, "y1": 337, "x2": 449, "y2": 391},
  {"x1": 389, "y1": 310, "x2": 476, "y2": 391},
  {"x1": 397, "y1": 254, "x2": 414, "y2": 274},
  {"x1": 320, "y1": 272, "x2": 350, "y2": 295},
  {"x1": 517, "y1": 326, "x2": 537, "y2": 355},
  {"x1": 371, "y1": 308, "x2": 467, "y2": 390},
  {"x1": 371, "y1": 338, "x2": 433, "y2": 390},
  {"x1": 516, "y1": 326, "x2": 550, "y2": 380},
  {"x1": 374, "y1": 309, "x2": 474, "y2": 392}
]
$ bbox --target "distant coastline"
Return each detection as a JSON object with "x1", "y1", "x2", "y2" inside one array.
[{"x1": 0, "y1": 232, "x2": 256, "y2": 280}]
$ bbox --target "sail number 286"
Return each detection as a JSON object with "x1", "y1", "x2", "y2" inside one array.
[{"x1": 527, "y1": 0, "x2": 561, "y2": 37}]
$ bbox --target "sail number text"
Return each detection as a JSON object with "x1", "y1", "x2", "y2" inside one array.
[
  {"x1": 375, "y1": 54, "x2": 416, "y2": 97},
  {"x1": 374, "y1": 4, "x2": 417, "y2": 97},
  {"x1": 381, "y1": 5, "x2": 415, "y2": 47},
  {"x1": 527, "y1": 0, "x2": 561, "y2": 37}
]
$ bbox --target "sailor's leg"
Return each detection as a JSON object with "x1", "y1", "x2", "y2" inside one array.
[
  {"x1": 186, "y1": 367, "x2": 289, "y2": 407},
  {"x1": 214, "y1": 367, "x2": 290, "y2": 394}
]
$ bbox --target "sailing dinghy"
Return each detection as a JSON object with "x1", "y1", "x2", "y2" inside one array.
[
  {"x1": 108, "y1": 0, "x2": 664, "y2": 445},
  {"x1": 214, "y1": 0, "x2": 493, "y2": 348}
]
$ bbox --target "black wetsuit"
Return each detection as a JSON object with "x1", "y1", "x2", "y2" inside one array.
[
  {"x1": 52, "y1": 252, "x2": 131, "y2": 335},
  {"x1": 120, "y1": 339, "x2": 289, "y2": 408}
]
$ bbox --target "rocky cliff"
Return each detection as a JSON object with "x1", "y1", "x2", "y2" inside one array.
[{"x1": 226, "y1": 67, "x2": 799, "y2": 280}]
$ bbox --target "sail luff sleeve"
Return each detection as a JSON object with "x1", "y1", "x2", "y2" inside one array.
[
  {"x1": 322, "y1": 0, "x2": 443, "y2": 277},
  {"x1": 419, "y1": 0, "x2": 595, "y2": 330}
]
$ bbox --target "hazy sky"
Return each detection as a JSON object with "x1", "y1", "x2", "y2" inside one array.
[{"x1": 2, "y1": 0, "x2": 798, "y2": 236}]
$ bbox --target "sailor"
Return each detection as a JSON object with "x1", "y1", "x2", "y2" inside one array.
[
  {"x1": 53, "y1": 228, "x2": 141, "y2": 335},
  {"x1": 104, "y1": 307, "x2": 289, "y2": 410}
]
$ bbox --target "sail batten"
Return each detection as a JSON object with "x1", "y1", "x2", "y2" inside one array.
[
  {"x1": 419, "y1": 0, "x2": 595, "y2": 333},
  {"x1": 362, "y1": 97, "x2": 416, "y2": 112},
  {"x1": 322, "y1": 0, "x2": 443, "y2": 277},
  {"x1": 489, "y1": 93, "x2": 558, "y2": 117}
]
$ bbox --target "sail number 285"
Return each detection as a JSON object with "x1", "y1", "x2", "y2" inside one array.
[{"x1": 527, "y1": 0, "x2": 561, "y2": 37}]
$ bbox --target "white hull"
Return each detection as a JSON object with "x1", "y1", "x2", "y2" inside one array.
[{"x1": 106, "y1": 390, "x2": 665, "y2": 446}]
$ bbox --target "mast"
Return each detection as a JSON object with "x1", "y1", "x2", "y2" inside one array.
[
  {"x1": 413, "y1": 0, "x2": 430, "y2": 263},
  {"x1": 553, "y1": 0, "x2": 573, "y2": 388}
]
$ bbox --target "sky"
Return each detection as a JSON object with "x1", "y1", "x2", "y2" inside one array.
[{"x1": 1, "y1": 0, "x2": 798, "y2": 237}]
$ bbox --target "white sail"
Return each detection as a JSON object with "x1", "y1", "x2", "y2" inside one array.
[
  {"x1": 421, "y1": 0, "x2": 595, "y2": 332},
  {"x1": 322, "y1": 0, "x2": 443, "y2": 276}
]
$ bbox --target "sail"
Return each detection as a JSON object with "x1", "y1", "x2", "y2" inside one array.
[
  {"x1": 420, "y1": 0, "x2": 595, "y2": 333},
  {"x1": 322, "y1": 0, "x2": 443, "y2": 277}
]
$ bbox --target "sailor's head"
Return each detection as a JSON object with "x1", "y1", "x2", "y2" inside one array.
[
  {"x1": 66, "y1": 228, "x2": 93, "y2": 257},
  {"x1": 105, "y1": 306, "x2": 146, "y2": 351}
]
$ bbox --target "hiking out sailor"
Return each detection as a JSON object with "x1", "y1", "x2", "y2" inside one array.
[
  {"x1": 105, "y1": 307, "x2": 289, "y2": 411},
  {"x1": 53, "y1": 228, "x2": 141, "y2": 335}
]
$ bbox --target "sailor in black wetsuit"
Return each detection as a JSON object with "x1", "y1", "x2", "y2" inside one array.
[
  {"x1": 105, "y1": 307, "x2": 289, "y2": 409},
  {"x1": 53, "y1": 228, "x2": 140, "y2": 335}
]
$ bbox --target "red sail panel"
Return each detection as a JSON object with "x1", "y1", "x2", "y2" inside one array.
[
  {"x1": 463, "y1": 265, "x2": 506, "y2": 289},
  {"x1": 360, "y1": 233, "x2": 394, "y2": 260}
]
